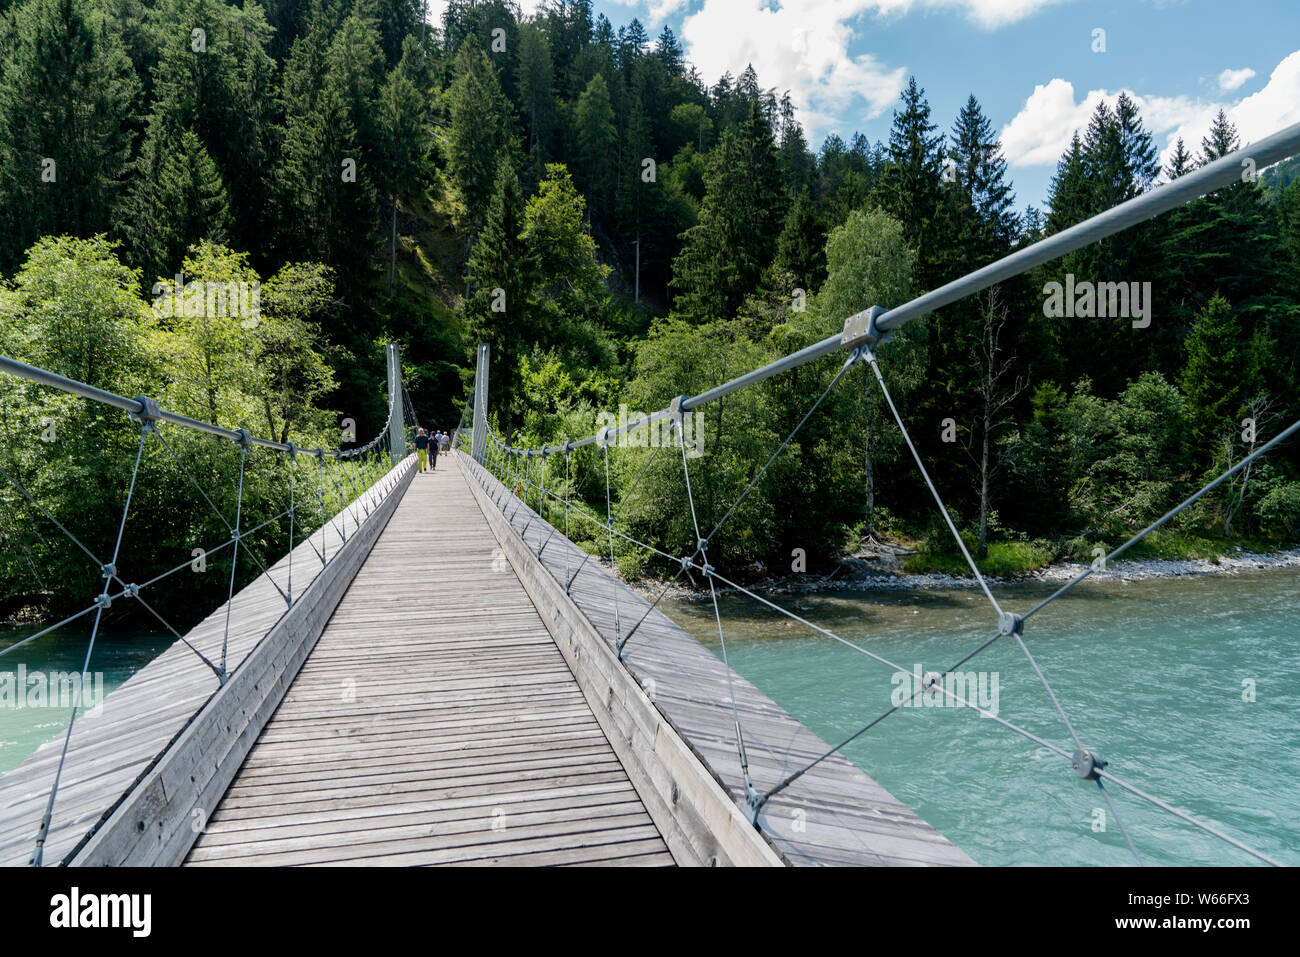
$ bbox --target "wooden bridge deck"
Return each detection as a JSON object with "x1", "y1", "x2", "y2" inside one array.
[
  {"x1": 463, "y1": 452, "x2": 975, "y2": 867},
  {"x1": 185, "y1": 460, "x2": 672, "y2": 866},
  {"x1": 0, "y1": 466, "x2": 403, "y2": 867}
]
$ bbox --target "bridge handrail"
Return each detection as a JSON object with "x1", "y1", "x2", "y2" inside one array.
[
  {"x1": 0, "y1": 354, "x2": 396, "y2": 460},
  {"x1": 468, "y1": 118, "x2": 1300, "y2": 868},
  {"x1": 0, "y1": 341, "x2": 417, "y2": 865},
  {"x1": 488, "y1": 119, "x2": 1300, "y2": 456}
]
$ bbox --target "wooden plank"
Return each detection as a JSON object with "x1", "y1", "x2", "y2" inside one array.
[
  {"x1": 0, "y1": 464, "x2": 409, "y2": 866},
  {"x1": 185, "y1": 461, "x2": 671, "y2": 867},
  {"x1": 463, "y1": 452, "x2": 976, "y2": 867}
]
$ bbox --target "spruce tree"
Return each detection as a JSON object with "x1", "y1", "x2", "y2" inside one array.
[
  {"x1": 464, "y1": 159, "x2": 531, "y2": 435},
  {"x1": 0, "y1": 0, "x2": 139, "y2": 271},
  {"x1": 574, "y1": 72, "x2": 617, "y2": 223},
  {"x1": 875, "y1": 77, "x2": 945, "y2": 289},
  {"x1": 445, "y1": 45, "x2": 512, "y2": 229}
]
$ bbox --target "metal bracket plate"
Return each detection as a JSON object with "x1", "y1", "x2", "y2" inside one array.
[{"x1": 841, "y1": 305, "x2": 892, "y2": 351}]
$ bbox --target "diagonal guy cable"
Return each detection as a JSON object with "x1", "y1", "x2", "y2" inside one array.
[
  {"x1": 1021, "y1": 415, "x2": 1300, "y2": 624},
  {"x1": 697, "y1": 560, "x2": 1277, "y2": 864},
  {"x1": 679, "y1": 433, "x2": 756, "y2": 809},
  {"x1": 30, "y1": 422, "x2": 148, "y2": 866},
  {"x1": 865, "y1": 349, "x2": 1003, "y2": 620},
  {"x1": 705, "y1": 352, "x2": 855, "y2": 545}
]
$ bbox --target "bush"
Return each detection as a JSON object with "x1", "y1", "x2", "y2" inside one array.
[{"x1": 1257, "y1": 482, "x2": 1300, "y2": 538}]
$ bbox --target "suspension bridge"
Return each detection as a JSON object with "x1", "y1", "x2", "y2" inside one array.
[{"x1": 1, "y1": 121, "x2": 1298, "y2": 867}]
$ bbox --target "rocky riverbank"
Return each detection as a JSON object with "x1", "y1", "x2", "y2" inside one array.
[{"x1": 630, "y1": 546, "x2": 1300, "y2": 602}]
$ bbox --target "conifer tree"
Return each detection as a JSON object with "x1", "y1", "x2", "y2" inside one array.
[
  {"x1": 0, "y1": 0, "x2": 139, "y2": 270},
  {"x1": 464, "y1": 159, "x2": 531, "y2": 435},
  {"x1": 445, "y1": 45, "x2": 512, "y2": 229}
]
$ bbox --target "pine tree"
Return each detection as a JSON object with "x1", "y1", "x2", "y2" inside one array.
[
  {"x1": 1181, "y1": 294, "x2": 1252, "y2": 463},
  {"x1": 0, "y1": 0, "x2": 139, "y2": 271},
  {"x1": 1045, "y1": 133, "x2": 1087, "y2": 233},
  {"x1": 1115, "y1": 91, "x2": 1158, "y2": 192},
  {"x1": 1164, "y1": 137, "x2": 1193, "y2": 179},
  {"x1": 948, "y1": 94, "x2": 1017, "y2": 247},
  {"x1": 464, "y1": 159, "x2": 531, "y2": 435},
  {"x1": 515, "y1": 23, "x2": 554, "y2": 179},
  {"x1": 127, "y1": 127, "x2": 231, "y2": 281},
  {"x1": 356, "y1": 0, "x2": 420, "y2": 66},
  {"x1": 445, "y1": 45, "x2": 512, "y2": 229},
  {"x1": 777, "y1": 92, "x2": 813, "y2": 200},
  {"x1": 377, "y1": 64, "x2": 427, "y2": 297},
  {"x1": 655, "y1": 25, "x2": 683, "y2": 77},
  {"x1": 671, "y1": 103, "x2": 785, "y2": 320},
  {"x1": 1200, "y1": 108, "x2": 1239, "y2": 164},
  {"x1": 573, "y1": 72, "x2": 617, "y2": 222},
  {"x1": 771, "y1": 187, "x2": 825, "y2": 293},
  {"x1": 875, "y1": 77, "x2": 945, "y2": 288}
]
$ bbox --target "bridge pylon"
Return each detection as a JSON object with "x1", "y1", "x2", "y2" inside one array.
[
  {"x1": 387, "y1": 342, "x2": 404, "y2": 467},
  {"x1": 471, "y1": 342, "x2": 489, "y2": 464}
]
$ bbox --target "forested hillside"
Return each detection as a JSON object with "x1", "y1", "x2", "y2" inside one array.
[{"x1": 2, "y1": 0, "x2": 1300, "y2": 616}]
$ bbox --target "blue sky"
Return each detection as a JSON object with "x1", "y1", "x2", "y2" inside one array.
[{"x1": 486, "y1": 0, "x2": 1300, "y2": 214}]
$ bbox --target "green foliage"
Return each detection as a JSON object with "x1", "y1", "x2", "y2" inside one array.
[
  {"x1": 444, "y1": 44, "x2": 512, "y2": 228},
  {"x1": 0, "y1": 236, "x2": 349, "y2": 620},
  {"x1": 2, "y1": 0, "x2": 1299, "y2": 605},
  {"x1": 900, "y1": 540, "x2": 1053, "y2": 577},
  {"x1": 0, "y1": 0, "x2": 139, "y2": 272},
  {"x1": 1257, "y1": 482, "x2": 1300, "y2": 537}
]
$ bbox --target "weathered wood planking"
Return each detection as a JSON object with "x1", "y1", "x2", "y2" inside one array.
[
  {"x1": 462, "y1": 451, "x2": 975, "y2": 867},
  {"x1": 186, "y1": 461, "x2": 674, "y2": 867},
  {"x1": 0, "y1": 459, "x2": 414, "y2": 866},
  {"x1": 463, "y1": 455, "x2": 783, "y2": 866}
]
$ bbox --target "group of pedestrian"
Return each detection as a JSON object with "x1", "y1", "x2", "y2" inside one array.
[{"x1": 414, "y1": 428, "x2": 449, "y2": 472}]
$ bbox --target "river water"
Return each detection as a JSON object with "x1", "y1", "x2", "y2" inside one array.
[
  {"x1": 661, "y1": 567, "x2": 1300, "y2": 866},
  {"x1": 3, "y1": 570, "x2": 1295, "y2": 866},
  {"x1": 0, "y1": 624, "x2": 169, "y2": 776}
]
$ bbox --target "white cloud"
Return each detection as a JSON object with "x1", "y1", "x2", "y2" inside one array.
[
  {"x1": 1217, "y1": 67, "x2": 1256, "y2": 91},
  {"x1": 672, "y1": 0, "x2": 1063, "y2": 143},
  {"x1": 999, "y1": 49, "x2": 1300, "y2": 171},
  {"x1": 679, "y1": 1, "x2": 909, "y2": 141},
  {"x1": 1165, "y1": 51, "x2": 1300, "y2": 162},
  {"x1": 659, "y1": 0, "x2": 1064, "y2": 29}
]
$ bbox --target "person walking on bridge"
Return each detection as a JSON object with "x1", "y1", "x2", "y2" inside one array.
[
  {"x1": 428, "y1": 430, "x2": 439, "y2": 471},
  {"x1": 414, "y1": 428, "x2": 429, "y2": 472}
]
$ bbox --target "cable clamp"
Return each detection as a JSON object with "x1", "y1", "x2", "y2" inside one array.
[
  {"x1": 1072, "y1": 748, "x2": 1108, "y2": 781},
  {"x1": 841, "y1": 305, "x2": 892, "y2": 351},
  {"x1": 94, "y1": 592, "x2": 112, "y2": 609},
  {"x1": 998, "y1": 611, "x2": 1024, "y2": 636},
  {"x1": 233, "y1": 428, "x2": 253, "y2": 448},
  {"x1": 742, "y1": 781, "x2": 764, "y2": 830},
  {"x1": 100, "y1": 563, "x2": 115, "y2": 578},
  {"x1": 129, "y1": 396, "x2": 162, "y2": 430}
]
